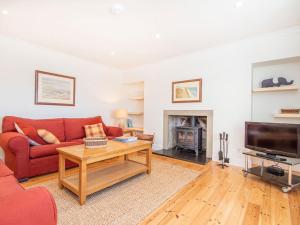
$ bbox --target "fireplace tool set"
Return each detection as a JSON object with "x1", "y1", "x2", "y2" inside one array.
[{"x1": 218, "y1": 132, "x2": 230, "y2": 168}]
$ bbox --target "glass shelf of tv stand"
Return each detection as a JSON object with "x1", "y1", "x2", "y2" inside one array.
[
  {"x1": 242, "y1": 150, "x2": 300, "y2": 193},
  {"x1": 243, "y1": 150, "x2": 300, "y2": 166}
]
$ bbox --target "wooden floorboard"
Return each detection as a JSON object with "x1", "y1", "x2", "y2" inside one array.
[{"x1": 22, "y1": 154, "x2": 300, "y2": 225}]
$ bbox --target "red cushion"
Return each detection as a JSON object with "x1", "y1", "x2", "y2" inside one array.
[
  {"x1": 64, "y1": 116, "x2": 107, "y2": 141},
  {"x1": 2, "y1": 116, "x2": 65, "y2": 142},
  {"x1": 30, "y1": 142, "x2": 79, "y2": 159},
  {"x1": 31, "y1": 119, "x2": 65, "y2": 142},
  {"x1": 16, "y1": 121, "x2": 47, "y2": 145}
]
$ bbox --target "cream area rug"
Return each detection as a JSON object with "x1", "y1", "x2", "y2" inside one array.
[{"x1": 37, "y1": 158, "x2": 200, "y2": 225}]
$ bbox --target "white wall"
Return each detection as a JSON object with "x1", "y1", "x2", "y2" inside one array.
[
  {"x1": 123, "y1": 27, "x2": 300, "y2": 166},
  {"x1": 0, "y1": 35, "x2": 125, "y2": 159},
  {"x1": 0, "y1": 35, "x2": 125, "y2": 124}
]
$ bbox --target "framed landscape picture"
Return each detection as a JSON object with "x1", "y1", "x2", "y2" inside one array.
[
  {"x1": 172, "y1": 79, "x2": 202, "y2": 103},
  {"x1": 35, "y1": 70, "x2": 76, "y2": 106}
]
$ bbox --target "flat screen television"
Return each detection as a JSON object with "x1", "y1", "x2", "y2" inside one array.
[{"x1": 245, "y1": 122, "x2": 300, "y2": 158}]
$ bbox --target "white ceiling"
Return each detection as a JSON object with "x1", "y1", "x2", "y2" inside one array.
[{"x1": 0, "y1": 0, "x2": 300, "y2": 69}]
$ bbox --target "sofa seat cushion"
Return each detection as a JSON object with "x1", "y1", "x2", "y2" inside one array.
[
  {"x1": 2, "y1": 116, "x2": 66, "y2": 142},
  {"x1": 0, "y1": 160, "x2": 14, "y2": 177},
  {"x1": 0, "y1": 176, "x2": 23, "y2": 198},
  {"x1": 30, "y1": 142, "x2": 79, "y2": 159},
  {"x1": 64, "y1": 116, "x2": 108, "y2": 141},
  {"x1": 71, "y1": 139, "x2": 84, "y2": 144}
]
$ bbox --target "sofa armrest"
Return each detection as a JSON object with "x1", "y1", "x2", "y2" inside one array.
[
  {"x1": 106, "y1": 126, "x2": 123, "y2": 137},
  {"x1": 0, "y1": 132, "x2": 30, "y2": 154},
  {"x1": 0, "y1": 187, "x2": 57, "y2": 225},
  {"x1": 0, "y1": 132, "x2": 30, "y2": 179}
]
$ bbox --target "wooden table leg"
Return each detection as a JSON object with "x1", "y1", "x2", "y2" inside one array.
[
  {"x1": 146, "y1": 148, "x2": 152, "y2": 174},
  {"x1": 79, "y1": 160, "x2": 87, "y2": 205},
  {"x1": 124, "y1": 154, "x2": 129, "y2": 160},
  {"x1": 58, "y1": 154, "x2": 65, "y2": 189}
]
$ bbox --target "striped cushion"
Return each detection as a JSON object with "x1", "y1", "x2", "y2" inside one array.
[
  {"x1": 84, "y1": 123, "x2": 106, "y2": 138},
  {"x1": 37, "y1": 129, "x2": 60, "y2": 144}
]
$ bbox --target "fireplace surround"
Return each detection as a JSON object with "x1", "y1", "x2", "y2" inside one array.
[{"x1": 155, "y1": 110, "x2": 213, "y2": 164}]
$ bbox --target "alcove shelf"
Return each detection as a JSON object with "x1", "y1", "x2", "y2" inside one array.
[
  {"x1": 124, "y1": 80, "x2": 144, "y2": 128},
  {"x1": 128, "y1": 112, "x2": 144, "y2": 116},
  {"x1": 252, "y1": 85, "x2": 299, "y2": 93},
  {"x1": 273, "y1": 114, "x2": 300, "y2": 118},
  {"x1": 129, "y1": 96, "x2": 144, "y2": 100}
]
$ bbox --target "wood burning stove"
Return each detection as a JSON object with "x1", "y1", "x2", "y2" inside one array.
[{"x1": 175, "y1": 116, "x2": 203, "y2": 155}]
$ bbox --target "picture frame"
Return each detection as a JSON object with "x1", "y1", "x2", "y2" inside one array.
[
  {"x1": 172, "y1": 79, "x2": 202, "y2": 103},
  {"x1": 35, "y1": 70, "x2": 76, "y2": 106}
]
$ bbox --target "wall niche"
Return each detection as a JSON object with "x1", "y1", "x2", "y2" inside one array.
[{"x1": 251, "y1": 56, "x2": 300, "y2": 123}]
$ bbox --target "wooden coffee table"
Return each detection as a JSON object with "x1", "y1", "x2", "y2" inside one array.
[{"x1": 57, "y1": 140, "x2": 152, "y2": 205}]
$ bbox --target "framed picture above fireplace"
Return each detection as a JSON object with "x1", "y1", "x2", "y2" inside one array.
[
  {"x1": 35, "y1": 70, "x2": 76, "y2": 106},
  {"x1": 172, "y1": 79, "x2": 202, "y2": 103}
]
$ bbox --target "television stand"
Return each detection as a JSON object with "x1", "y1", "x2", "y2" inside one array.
[
  {"x1": 243, "y1": 150, "x2": 300, "y2": 193},
  {"x1": 255, "y1": 153, "x2": 287, "y2": 161}
]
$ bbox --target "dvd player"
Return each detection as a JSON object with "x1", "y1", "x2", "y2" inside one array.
[{"x1": 266, "y1": 166, "x2": 285, "y2": 176}]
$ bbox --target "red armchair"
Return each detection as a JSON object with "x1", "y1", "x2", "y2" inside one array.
[
  {"x1": 0, "y1": 116, "x2": 123, "y2": 180},
  {"x1": 0, "y1": 160, "x2": 57, "y2": 225}
]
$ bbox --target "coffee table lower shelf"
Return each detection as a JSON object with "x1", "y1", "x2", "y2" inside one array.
[{"x1": 60, "y1": 161, "x2": 147, "y2": 197}]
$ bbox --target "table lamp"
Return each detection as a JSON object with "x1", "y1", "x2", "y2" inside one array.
[{"x1": 115, "y1": 109, "x2": 128, "y2": 128}]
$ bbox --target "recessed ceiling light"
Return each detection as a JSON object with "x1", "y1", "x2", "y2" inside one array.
[
  {"x1": 111, "y1": 4, "x2": 126, "y2": 15},
  {"x1": 1, "y1": 10, "x2": 8, "y2": 15},
  {"x1": 235, "y1": 1, "x2": 243, "y2": 8},
  {"x1": 110, "y1": 51, "x2": 116, "y2": 56},
  {"x1": 154, "y1": 33, "x2": 161, "y2": 39}
]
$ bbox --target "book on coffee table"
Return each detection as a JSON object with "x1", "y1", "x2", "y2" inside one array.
[{"x1": 115, "y1": 136, "x2": 138, "y2": 143}]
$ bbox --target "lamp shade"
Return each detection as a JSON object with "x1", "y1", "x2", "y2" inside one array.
[{"x1": 115, "y1": 109, "x2": 128, "y2": 119}]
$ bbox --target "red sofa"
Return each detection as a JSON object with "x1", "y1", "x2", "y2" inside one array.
[
  {"x1": 0, "y1": 116, "x2": 123, "y2": 180},
  {"x1": 0, "y1": 159, "x2": 57, "y2": 225}
]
